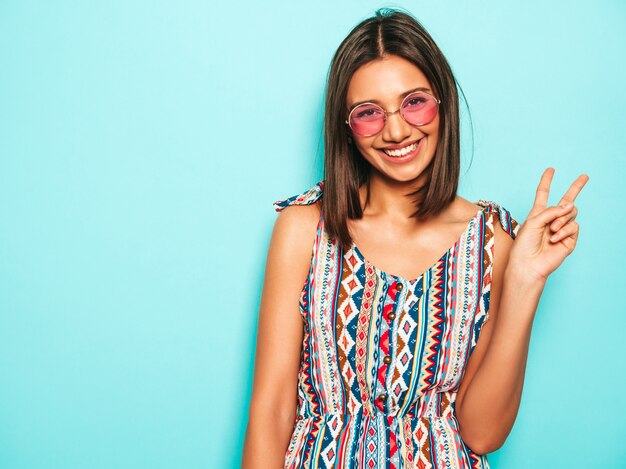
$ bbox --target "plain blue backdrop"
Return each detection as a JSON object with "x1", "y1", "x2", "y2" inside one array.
[{"x1": 1, "y1": 1, "x2": 625, "y2": 468}]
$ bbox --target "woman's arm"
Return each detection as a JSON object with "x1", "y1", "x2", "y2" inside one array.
[
  {"x1": 455, "y1": 168, "x2": 588, "y2": 454},
  {"x1": 241, "y1": 203, "x2": 321, "y2": 469}
]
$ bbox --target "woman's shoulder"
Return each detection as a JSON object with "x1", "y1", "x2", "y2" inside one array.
[
  {"x1": 273, "y1": 180, "x2": 324, "y2": 212},
  {"x1": 270, "y1": 181, "x2": 324, "y2": 256}
]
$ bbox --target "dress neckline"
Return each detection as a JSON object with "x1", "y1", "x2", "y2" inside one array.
[{"x1": 349, "y1": 204, "x2": 487, "y2": 284}]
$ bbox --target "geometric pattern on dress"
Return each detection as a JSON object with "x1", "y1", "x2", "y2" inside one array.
[
  {"x1": 337, "y1": 246, "x2": 365, "y2": 415},
  {"x1": 386, "y1": 414, "x2": 401, "y2": 469},
  {"x1": 310, "y1": 214, "x2": 343, "y2": 415},
  {"x1": 413, "y1": 416, "x2": 435, "y2": 469},
  {"x1": 355, "y1": 263, "x2": 377, "y2": 419},
  {"x1": 431, "y1": 413, "x2": 463, "y2": 469},
  {"x1": 297, "y1": 305, "x2": 321, "y2": 417},
  {"x1": 390, "y1": 283, "x2": 417, "y2": 407},
  {"x1": 376, "y1": 280, "x2": 400, "y2": 413},
  {"x1": 295, "y1": 212, "x2": 325, "y2": 422},
  {"x1": 423, "y1": 258, "x2": 447, "y2": 390},
  {"x1": 274, "y1": 182, "x2": 519, "y2": 468},
  {"x1": 469, "y1": 200, "x2": 520, "y2": 358},
  {"x1": 441, "y1": 216, "x2": 482, "y2": 390},
  {"x1": 273, "y1": 181, "x2": 325, "y2": 213},
  {"x1": 363, "y1": 414, "x2": 382, "y2": 468},
  {"x1": 284, "y1": 417, "x2": 311, "y2": 468},
  {"x1": 468, "y1": 209, "x2": 493, "y2": 360},
  {"x1": 320, "y1": 414, "x2": 342, "y2": 467}
]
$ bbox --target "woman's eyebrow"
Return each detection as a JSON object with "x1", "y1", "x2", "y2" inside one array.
[{"x1": 348, "y1": 87, "x2": 432, "y2": 111}]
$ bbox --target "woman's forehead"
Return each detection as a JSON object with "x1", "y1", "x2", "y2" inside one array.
[{"x1": 346, "y1": 55, "x2": 432, "y2": 106}]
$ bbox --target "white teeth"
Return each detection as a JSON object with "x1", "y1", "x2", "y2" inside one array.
[{"x1": 383, "y1": 141, "x2": 419, "y2": 157}]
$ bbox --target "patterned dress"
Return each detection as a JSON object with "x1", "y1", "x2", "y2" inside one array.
[{"x1": 273, "y1": 180, "x2": 519, "y2": 469}]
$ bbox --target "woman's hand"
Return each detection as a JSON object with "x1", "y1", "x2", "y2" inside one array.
[{"x1": 508, "y1": 167, "x2": 589, "y2": 283}]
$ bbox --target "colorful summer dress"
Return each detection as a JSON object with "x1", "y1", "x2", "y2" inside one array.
[{"x1": 273, "y1": 180, "x2": 520, "y2": 469}]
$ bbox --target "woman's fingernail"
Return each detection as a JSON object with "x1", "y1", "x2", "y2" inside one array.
[{"x1": 551, "y1": 234, "x2": 559, "y2": 242}]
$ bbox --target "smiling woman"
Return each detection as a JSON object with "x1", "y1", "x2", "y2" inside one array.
[
  {"x1": 241, "y1": 7, "x2": 588, "y2": 469},
  {"x1": 345, "y1": 55, "x2": 441, "y2": 190}
]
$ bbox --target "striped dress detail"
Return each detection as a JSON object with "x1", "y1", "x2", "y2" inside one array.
[{"x1": 273, "y1": 180, "x2": 520, "y2": 469}]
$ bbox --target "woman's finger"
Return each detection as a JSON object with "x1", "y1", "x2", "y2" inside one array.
[
  {"x1": 550, "y1": 220, "x2": 579, "y2": 243},
  {"x1": 557, "y1": 174, "x2": 590, "y2": 207},
  {"x1": 527, "y1": 203, "x2": 575, "y2": 228},
  {"x1": 530, "y1": 168, "x2": 555, "y2": 214},
  {"x1": 550, "y1": 206, "x2": 578, "y2": 232}
]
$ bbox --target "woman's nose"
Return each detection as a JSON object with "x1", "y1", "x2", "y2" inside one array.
[{"x1": 381, "y1": 111, "x2": 411, "y2": 142}]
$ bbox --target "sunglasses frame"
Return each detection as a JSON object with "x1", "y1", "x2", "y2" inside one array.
[{"x1": 345, "y1": 90, "x2": 441, "y2": 137}]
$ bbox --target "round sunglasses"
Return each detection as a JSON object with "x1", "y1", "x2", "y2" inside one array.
[{"x1": 345, "y1": 91, "x2": 441, "y2": 137}]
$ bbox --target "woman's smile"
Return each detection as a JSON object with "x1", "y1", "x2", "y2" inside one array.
[{"x1": 377, "y1": 137, "x2": 425, "y2": 163}]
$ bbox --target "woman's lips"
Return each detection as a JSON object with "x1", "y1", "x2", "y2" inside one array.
[{"x1": 377, "y1": 138, "x2": 425, "y2": 163}]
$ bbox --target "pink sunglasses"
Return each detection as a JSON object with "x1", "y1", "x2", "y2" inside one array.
[{"x1": 345, "y1": 90, "x2": 441, "y2": 137}]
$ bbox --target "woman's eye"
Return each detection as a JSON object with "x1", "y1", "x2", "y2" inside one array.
[
  {"x1": 406, "y1": 97, "x2": 427, "y2": 107},
  {"x1": 355, "y1": 107, "x2": 382, "y2": 119}
]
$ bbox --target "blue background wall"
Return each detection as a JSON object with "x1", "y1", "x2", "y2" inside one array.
[{"x1": 1, "y1": 1, "x2": 625, "y2": 467}]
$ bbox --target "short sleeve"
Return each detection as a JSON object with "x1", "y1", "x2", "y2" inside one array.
[
  {"x1": 273, "y1": 180, "x2": 324, "y2": 212},
  {"x1": 469, "y1": 200, "x2": 521, "y2": 356}
]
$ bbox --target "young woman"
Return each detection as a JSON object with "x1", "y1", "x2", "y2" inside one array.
[{"x1": 242, "y1": 8, "x2": 588, "y2": 469}]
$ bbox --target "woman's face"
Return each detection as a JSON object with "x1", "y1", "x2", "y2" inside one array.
[{"x1": 345, "y1": 54, "x2": 440, "y2": 184}]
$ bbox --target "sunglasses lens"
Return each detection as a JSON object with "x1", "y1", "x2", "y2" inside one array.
[
  {"x1": 401, "y1": 92, "x2": 439, "y2": 126},
  {"x1": 349, "y1": 104, "x2": 385, "y2": 136}
]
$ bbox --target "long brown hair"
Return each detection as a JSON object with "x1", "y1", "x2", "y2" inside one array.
[{"x1": 322, "y1": 8, "x2": 465, "y2": 252}]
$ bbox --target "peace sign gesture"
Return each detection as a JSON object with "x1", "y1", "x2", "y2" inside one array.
[{"x1": 508, "y1": 168, "x2": 590, "y2": 283}]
